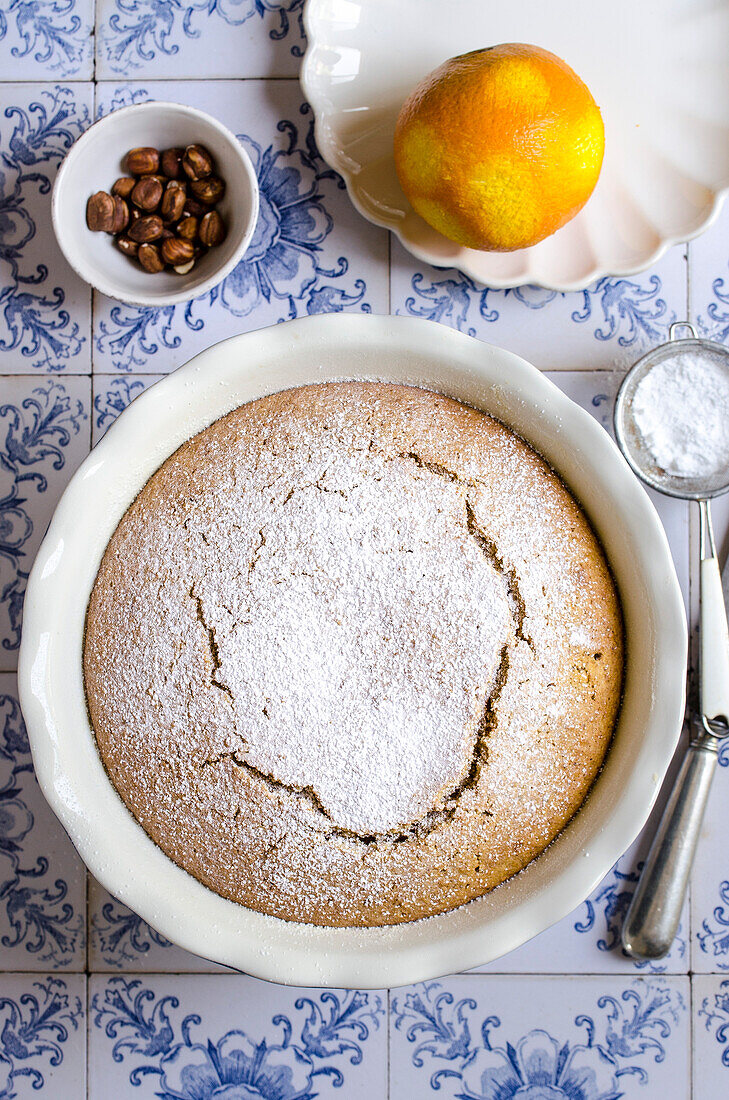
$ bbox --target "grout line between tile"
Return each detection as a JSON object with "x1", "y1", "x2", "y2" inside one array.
[
  {"x1": 95, "y1": 76, "x2": 302, "y2": 85},
  {"x1": 0, "y1": 77, "x2": 302, "y2": 85},
  {"x1": 93, "y1": 0, "x2": 98, "y2": 82}
]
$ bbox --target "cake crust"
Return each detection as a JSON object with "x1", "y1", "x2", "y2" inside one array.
[{"x1": 84, "y1": 381, "x2": 623, "y2": 926}]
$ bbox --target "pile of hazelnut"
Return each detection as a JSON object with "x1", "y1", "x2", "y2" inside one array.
[{"x1": 86, "y1": 144, "x2": 228, "y2": 274}]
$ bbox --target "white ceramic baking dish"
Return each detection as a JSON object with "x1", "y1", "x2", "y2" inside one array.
[{"x1": 17, "y1": 314, "x2": 687, "y2": 987}]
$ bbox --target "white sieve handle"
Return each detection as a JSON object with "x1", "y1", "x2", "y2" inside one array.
[{"x1": 700, "y1": 499, "x2": 729, "y2": 731}]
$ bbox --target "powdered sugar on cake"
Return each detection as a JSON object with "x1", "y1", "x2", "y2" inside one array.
[
  {"x1": 193, "y1": 445, "x2": 513, "y2": 835},
  {"x1": 84, "y1": 382, "x2": 623, "y2": 927}
]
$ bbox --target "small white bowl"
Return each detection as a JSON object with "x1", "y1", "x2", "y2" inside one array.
[
  {"x1": 52, "y1": 101, "x2": 259, "y2": 307},
  {"x1": 17, "y1": 315, "x2": 687, "y2": 988}
]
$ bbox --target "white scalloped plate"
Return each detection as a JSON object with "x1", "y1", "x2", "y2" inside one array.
[
  {"x1": 302, "y1": 0, "x2": 729, "y2": 290},
  {"x1": 18, "y1": 315, "x2": 686, "y2": 987}
]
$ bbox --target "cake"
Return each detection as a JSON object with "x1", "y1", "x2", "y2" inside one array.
[{"x1": 83, "y1": 381, "x2": 623, "y2": 927}]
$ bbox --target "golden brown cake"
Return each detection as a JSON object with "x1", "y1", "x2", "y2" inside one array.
[{"x1": 83, "y1": 381, "x2": 623, "y2": 927}]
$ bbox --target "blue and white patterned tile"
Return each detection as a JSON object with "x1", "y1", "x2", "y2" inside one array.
[
  {"x1": 391, "y1": 237, "x2": 689, "y2": 372},
  {"x1": 0, "y1": 674, "x2": 85, "y2": 970},
  {"x1": 0, "y1": 84, "x2": 92, "y2": 374},
  {"x1": 88, "y1": 879, "x2": 226, "y2": 972},
  {"x1": 695, "y1": 975, "x2": 729, "y2": 1097},
  {"x1": 96, "y1": 0, "x2": 305, "y2": 80},
  {"x1": 691, "y1": 196, "x2": 729, "y2": 345},
  {"x1": 470, "y1": 835, "x2": 688, "y2": 977},
  {"x1": 390, "y1": 975, "x2": 689, "y2": 1100},
  {"x1": 92, "y1": 81, "x2": 388, "y2": 375},
  {"x1": 0, "y1": 974, "x2": 85, "y2": 1096},
  {"x1": 691, "y1": 731, "x2": 729, "y2": 974},
  {"x1": 91, "y1": 373, "x2": 161, "y2": 444},
  {"x1": 0, "y1": 374, "x2": 90, "y2": 664},
  {"x1": 88, "y1": 974, "x2": 386, "y2": 1098},
  {"x1": 0, "y1": 0, "x2": 93, "y2": 79}
]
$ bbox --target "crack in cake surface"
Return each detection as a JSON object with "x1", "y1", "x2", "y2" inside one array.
[
  {"x1": 190, "y1": 443, "x2": 517, "y2": 836},
  {"x1": 201, "y1": 636, "x2": 510, "y2": 847},
  {"x1": 196, "y1": 485, "x2": 524, "y2": 844}
]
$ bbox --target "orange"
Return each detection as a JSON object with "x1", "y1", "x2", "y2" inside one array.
[{"x1": 393, "y1": 44, "x2": 604, "y2": 252}]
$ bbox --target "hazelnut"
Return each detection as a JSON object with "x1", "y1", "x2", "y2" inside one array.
[
  {"x1": 128, "y1": 214, "x2": 164, "y2": 243},
  {"x1": 182, "y1": 144, "x2": 214, "y2": 181},
  {"x1": 160, "y1": 147, "x2": 184, "y2": 179},
  {"x1": 86, "y1": 191, "x2": 116, "y2": 232},
  {"x1": 125, "y1": 147, "x2": 160, "y2": 175},
  {"x1": 190, "y1": 176, "x2": 225, "y2": 205},
  {"x1": 160, "y1": 237, "x2": 195, "y2": 266},
  {"x1": 111, "y1": 196, "x2": 130, "y2": 234},
  {"x1": 87, "y1": 139, "x2": 227, "y2": 276},
  {"x1": 182, "y1": 197, "x2": 209, "y2": 219},
  {"x1": 177, "y1": 215, "x2": 198, "y2": 241},
  {"x1": 199, "y1": 209, "x2": 227, "y2": 247},
  {"x1": 160, "y1": 182, "x2": 187, "y2": 222},
  {"x1": 138, "y1": 243, "x2": 165, "y2": 273},
  {"x1": 116, "y1": 236, "x2": 138, "y2": 257},
  {"x1": 131, "y1": 176, "x2": 163, "y2": 212},
  {"x1": 111, "y1": 177, "x2": 136, "y2": 199}
]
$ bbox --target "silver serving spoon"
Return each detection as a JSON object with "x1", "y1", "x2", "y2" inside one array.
[{"x1": 614, "y1": 321, "x2": 729, "y2": 959}]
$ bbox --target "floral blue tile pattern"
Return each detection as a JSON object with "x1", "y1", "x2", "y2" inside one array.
[
  {"x1": 0, "y1": 975, "x2": 85, "y2": 1095},
  {"x1": 0, "y1": 676, "x2": 85, "y2": 970},
  {"x1": 96, "y1": 0, "x2": 305, "y2": 79},
  {"x1": 0, "y1": 377, "x2": 88, "y2": 657},
  {"x1": 0, "y1": 0, "x2": 93, "y2": 78},
  {"x1": 91, "y1": 895, "x2": 171, "y2": 967},
  {"x1": 0, "y1": 85, "x2": 92, "y2": 374},
  {"x1": 390, "y1": 976, "x2": 689, "y2": 1099},
  {"x1": 399, "y1": 269, "x2": 671, "y2": 346},
  {"x1": 91, "y1": 373, "x2": 156, "y2": 443},
  {"x1": 0, "y1": 0, "x2": 727, "y2": 1095},
  {"x1": 390, "y1": 238, "x2": 688, "y2": 371},
  {"x1": 89, "y1": 975, "x2": 386, "y2": 1098}
]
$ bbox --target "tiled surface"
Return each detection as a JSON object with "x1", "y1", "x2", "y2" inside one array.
[
  {"x1": 88, "y1": 975, "x2": 386, "y2": 1097},
  {"x1": 391, "y1": 236, "x2": 689, "y2": 372},
  {"x1": 0, "y1": 975, "x2": 86, "y2": 1096},
  {"x1": 694, "y1": 975, "x2": 729, "y2": 1096},
  {"x1": 0, "y1": 672, "x2": 86, "y2": 971},
  {"x1": 0, "y1": 5, "x2": 727, "y2": 1098},
  {"x1": 391, "y1": 976, "x2": 690, "y2": 1098},
  {"x1": 0, "y1": 378, "x2": 90, "y2": 662},
  {"x1": 0, "y1": 84, "x2": 93, "y2": 373},
  {"x1": 95, "y1": 0, "x2": 306, "y2": 80}
]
